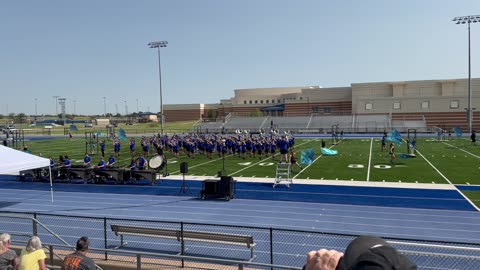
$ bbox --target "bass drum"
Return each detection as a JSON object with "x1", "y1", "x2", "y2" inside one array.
[{"x1": 149, "y1": 155, "x2": 165, "y2": 170}]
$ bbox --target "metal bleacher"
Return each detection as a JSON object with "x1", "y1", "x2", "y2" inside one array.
[
  {"x1": 269, "y1": 116, "x2": 310, "y2": 129},
  {"x1": 354, "y1": 114, "x2": 390, "y2": 132},
  {"x1": 222, "y1": 117, "x2": 267, "y2": 130},
  {"x1": 195, "y1": 121, "x2": 224, "y2": 132},
  {"x1": 391, "y1": 120, "x2": 428, "y2": 133},
  {"x1": 308, "y1": 115, "x2": 353, "y2": 130},
  {"x1": 194, "y1": 114, "x2": 429, "y2": 134}
]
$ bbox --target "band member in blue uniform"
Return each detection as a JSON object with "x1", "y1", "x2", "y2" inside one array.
[
  {"x1": 269, "y1": 139, "x2": 276, "y2": 160},
  {"x1": 113, "y1": 139, "x2": 121, "y2": 157},
  {"x1": 129, "y1": 138, "x2": 136, "y2": 157},
  {"x1": 83, "y1": 153, "x2": 92, "y2": 167},
  {"x1": 60, "y1": 155, "x2": 72, "y2": 179},
  {"x1": 100, "y1": 140, "x2": 106, "y2": 158},
  {"x1": 107, "y1": 155, "x2": 116, "y2": 168},
  {"x1": 95, "y1": 157, "x2": 106, "y2": 170},
  {"x1": 278, "y1": 137, "x2": 289, "y2": 162},
  {"x1": 256, "y1": 140, "x2": 264, "y2": 160},
  {"x1": 63, "y1": 156, "x2": 72, "y2": 169},
  {"x1": 171, "y1": 139, "x2": 179, "y2": 158},
  {"x1": 137, "y1": 155, "x2": 148, "y2": 170},
  {"x1": 141, "y1": 138, "x2": 150, "y2": 157}
]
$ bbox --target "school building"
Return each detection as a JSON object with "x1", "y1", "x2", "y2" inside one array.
[{"x1": 163, "y1": 77, "x2": 480, "y2": 131}]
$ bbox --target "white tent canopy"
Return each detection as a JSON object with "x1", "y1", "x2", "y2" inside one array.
[
  {"x1": 0, "y1": 145, "x2": 54, "y2": 202},
  {"x1": 0, "y1": 145, "x2": 50, "y2": 175}
]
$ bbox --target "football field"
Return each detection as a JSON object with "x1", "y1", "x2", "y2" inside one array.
[{"x1": 23, "y1": 135, "x2": 480, "y2": 207}]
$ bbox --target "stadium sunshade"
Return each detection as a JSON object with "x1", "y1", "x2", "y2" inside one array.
[{"x1": 0, "y1": 145, "x2": 50, "y2": 175}]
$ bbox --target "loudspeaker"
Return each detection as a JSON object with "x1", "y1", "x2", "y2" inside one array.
[
  {"x1": 180, "y1": 162, "x2": 188, "y2": 174},
  {"x1": 219, "y1": 176, "x2": 233, "y2": 195},
  {"x1": 220, "y1": 176, "x2": 233, "y2": 183}
]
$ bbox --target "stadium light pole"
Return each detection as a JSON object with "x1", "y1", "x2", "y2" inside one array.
[
  {"x1": 453, "y1": 15, "x2": 480, "y2": 134},
  {"x1": 102, "y1": 96, "x2": 107, "y2": 116},
  {"x1": 52, "y1": 96, "x2": 59, "y2": 116},
  {"x1": 148, "y1": 41, "x2": 168, "y2": 134},
  {"x1": 34, "y1": 98, "x2": 38, "y2": 116}
]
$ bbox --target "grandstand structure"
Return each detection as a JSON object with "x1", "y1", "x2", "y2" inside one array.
[
  {"x1": 181, "y1": 78, "x2": 480, "y2": 133},
  {"x1": 194, "y1": 114, "x2": 394, "y2": 134}
]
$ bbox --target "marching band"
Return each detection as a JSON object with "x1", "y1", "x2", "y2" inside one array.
[{"x1": 29, "y1": 131, "x2": 296, "y2": 184}]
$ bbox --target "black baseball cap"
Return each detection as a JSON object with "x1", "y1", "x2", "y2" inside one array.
[{"x1": 339, "y1": 236, "x2": 417, "y2": 270}]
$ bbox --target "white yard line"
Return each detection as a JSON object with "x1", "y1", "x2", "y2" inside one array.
[
  {"x1": 415, "y1": 149, "x2": 453, "y2": 185},
  {"x1": 441, "y1": 141, "x2": 480, "y2": 159},
  {"x1": 230, "y1": 140, "x2": 313, "y2": 176},
  {"x1": 367, "y1": 138, "x2": 373, "y2": 181},
  {"x1": 415, "y1": 147, "x2": 480, "y2": 212},
  {"x1": 170, "y1": 155, "x2": 231, "y2": 174},
  {"x1": 292, "y1": 139, "x2": 344, "y2": 180}
]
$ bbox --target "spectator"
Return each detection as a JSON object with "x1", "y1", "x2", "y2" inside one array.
[
  {"x1": 0, "y1": 233, "x2": 19, "y2": 270},
  {"x1": 61, "y1": 236, "x2": 96, "y2": 270},
  {"x1": 304, "y1": 235, "x2": 416, "y2": 270},
  {"x1": 18, "y1": 236, "x2": 46, "y2": 270}
]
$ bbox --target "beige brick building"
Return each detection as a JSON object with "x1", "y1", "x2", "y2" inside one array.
[{"x1": 163, "y1": 78, "x2": 480, "y2": 131}]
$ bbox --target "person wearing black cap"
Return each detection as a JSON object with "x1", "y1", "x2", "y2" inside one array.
[
  {"x1": 304, "y1": 235, "x2": 417, "y2": 270},
  {"x1": 61, "y1": 236, "x2": 96, "y2": 270}
]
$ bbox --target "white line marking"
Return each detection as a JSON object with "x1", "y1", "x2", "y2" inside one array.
[
  {"x1": 230, "y1": 140, "x2": 312, "y2": 176},
  {"x1": 170, "y1": 155, "x2": 230, "y2": 174},
  {"x1": 441, "y1": 142, "x2": 480, "y2": 159},
  {"x1": 292, "y1": 139, "x2": 344, "y2": 180},
  {"x1": 415, "y1": 145, "x2": 480, "y2": 212},
  {"x1": 367, "y1": 138, "x2": 373, "y2": 182}
]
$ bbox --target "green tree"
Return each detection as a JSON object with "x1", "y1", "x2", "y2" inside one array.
[
  {"x1": 207, "y1": 109, "x2": 214, "y2": 119},
  {"x1": 14, "y1": 113, "x2": 27, "y2": 123}
]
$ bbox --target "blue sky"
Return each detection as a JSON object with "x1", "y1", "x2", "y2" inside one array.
[{"x1": 1, "y1": 0, "x2": 480, "y2": 115}]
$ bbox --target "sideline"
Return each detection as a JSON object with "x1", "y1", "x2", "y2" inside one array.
[
  {"x1": 367, "y1": 138, "x2": 373, "y2": 181},
  {"x1": 441, "y1": 141, "x2": 480, "y2": 159},
  {"x1": 415, "y1": 144, "x2": 480, "y2": 212}
]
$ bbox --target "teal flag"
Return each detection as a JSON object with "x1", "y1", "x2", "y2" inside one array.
[
  {"x1": 387, "y1": 129, "x2": 402, "y2": 145},
  {"x1": 300, "y1": 148, "x2": 315, "y2": 164},
  {"x1": 321, "y1": 148, "x2": 338, "y2": 156},
  {"x1": 118, "y1": 128, "x2": 127, "y2": 141}
]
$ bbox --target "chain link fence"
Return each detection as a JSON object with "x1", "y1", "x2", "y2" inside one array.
[{"x1": 1, "y1": 211, "x2": 479, "y2": 269}]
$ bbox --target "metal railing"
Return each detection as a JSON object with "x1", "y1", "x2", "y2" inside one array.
[
  {"x1": 1, "y1": 211, "x2": 480, "y2": 270},
  {"x1": 40, "y1": 243, "x2": 302, "y2": 270}
]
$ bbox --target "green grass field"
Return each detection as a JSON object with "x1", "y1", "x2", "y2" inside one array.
[
  {"x1": 21, "y1": 136, "x2": 480, "y2": 208},
  {"x1": 11, "y1": 121, "x2": 197, "y2": 135}
]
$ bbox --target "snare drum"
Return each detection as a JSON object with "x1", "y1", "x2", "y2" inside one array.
[{"x1": 149, "y1": 155, "x2": 164, "y2": 169}]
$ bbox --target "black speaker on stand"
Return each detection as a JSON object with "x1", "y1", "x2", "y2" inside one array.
[{"x1": 178, "y1": 162, "x2": 189, "y2": 194}]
